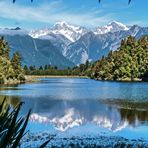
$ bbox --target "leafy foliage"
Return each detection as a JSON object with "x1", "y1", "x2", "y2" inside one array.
[
  {"x1": 0, "y1": 37, "x2": 25, "y2": 84},
  {"x1": 0, "y1": 98, "x2": 31, "y2": 148},
  {"x1": 91, "y1": 36, "x2": 148, "y2": 81}
]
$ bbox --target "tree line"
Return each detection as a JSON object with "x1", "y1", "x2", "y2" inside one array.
[{"x1": 23, "y1": 60, "x2": 91, "y2": 76}]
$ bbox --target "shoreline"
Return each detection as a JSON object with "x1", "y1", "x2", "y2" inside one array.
[
  {"x1": 26, "y1": 75, "x2": 88, "y2": 79},
  {"x1": 0, "y1": 75, "x2": 146, "y2": 85},
  {"x1": 24, "y1": 75, "x2": 88, "y2": 84},
  {"x1": 26, "y1": 75, "x2": 147, "y2": 83},
  {"x1": 93, "y1": 77, "x2": 147, "y2": 83}
]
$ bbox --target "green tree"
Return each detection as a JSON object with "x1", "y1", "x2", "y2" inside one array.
[
  {"x1": 24, "y1": 65, "x2": 29, "y2": 75},
  {"x1": 0, "y1": 37, "x2": 10, "y2": 59},
  {"x1": 29, "y1": 65, "x2": 36, "y2": 71},
  {"x1": 11, "y1": 52, "x2": 23, "y2": 78},
  {"x1": 39, "y1": 66, "x2": 43, "y2": 70},
  {"x1": 44, "y1": 65, "x2": 48, "y2": 70},
  {"x1": 0, "y1": 38, "x2": 25, "y2": 84}
]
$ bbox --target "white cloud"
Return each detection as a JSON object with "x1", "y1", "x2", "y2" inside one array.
[{"x1": 0, "y1": 0, "x2": 114, "y2": 28}]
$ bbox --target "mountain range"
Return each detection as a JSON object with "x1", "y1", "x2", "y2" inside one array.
[{"x1": 0, "y1": 21, "x2": 148, "y2": 68}]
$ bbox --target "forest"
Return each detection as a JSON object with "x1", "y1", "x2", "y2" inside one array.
[{"x1": 91, "y1": 36, "x2": 148, "y2": 81}]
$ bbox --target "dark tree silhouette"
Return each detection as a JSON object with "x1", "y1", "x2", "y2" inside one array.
[
  {"x1": 98, "y1": 0, "x2": 131, "y2": 4},
  {"x1": 13, "y1": 0, "x2": 33, "y2": 3},
  {"x1": 12, "y1": 0, "x2": 132, "y2": 4}
]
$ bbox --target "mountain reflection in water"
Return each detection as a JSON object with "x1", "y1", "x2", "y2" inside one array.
[
  {"x1": 0, "y1": 78, "x2": 148, "y2": 140},
  {"x1": 28, "y1": 99, "x2": 148, "y2": 132}
]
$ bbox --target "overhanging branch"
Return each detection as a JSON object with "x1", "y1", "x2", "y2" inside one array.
[{"x1": 12, "y1": 0, "x2": 132, "y2": 4}]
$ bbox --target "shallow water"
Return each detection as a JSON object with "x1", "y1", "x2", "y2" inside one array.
[{"x1": 0, "y1": 78, "x2": 148, "y2": 140}]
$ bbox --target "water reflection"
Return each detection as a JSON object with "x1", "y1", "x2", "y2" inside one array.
[
  {"x1": 0, "y1": 78, "x2": 148, "y2": 140},
  {"x1": 27, "y1": 99, "x2": 148, "y2": 132},
  {"x1": 120, "y1": 108, "x2": 148, "y2": 125}
]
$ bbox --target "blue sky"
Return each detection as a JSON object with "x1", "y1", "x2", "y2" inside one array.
[{"x1": 0, "y1": 0, "x2": 147, "y2": 29}]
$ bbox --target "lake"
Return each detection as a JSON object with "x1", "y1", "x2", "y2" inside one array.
[{"x1": 0, "y1": 78, "x2": 148, "y2": 143}]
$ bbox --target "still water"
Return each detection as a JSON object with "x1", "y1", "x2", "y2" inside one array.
[{"x1": 0, "y1": 78, "x2": 148, "y2": 140}]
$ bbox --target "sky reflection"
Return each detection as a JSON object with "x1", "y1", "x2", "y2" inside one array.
[{"x1": 0, "y1": 78, "x2": 148, "y2": 140}]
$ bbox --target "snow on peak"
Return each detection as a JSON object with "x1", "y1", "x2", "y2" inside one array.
[
  {"x1": 109, "y1": 21, "x2": 129, "y2": 30},
  {"x1": 53, "y1": 21, "x2": 88, "y2": 42},
  {"x1": 29, "y1": 21, "x2": 87, "y2": 42},
  {"x1": 54, "y1": 21, "x2": 69, "y2": 27},
  {"x1": 29, "y1": 21, "x2": 131, "y2": 42},
  {"x1": 94, "y1": 21, "x2": 130, "y2": 35},
  {"x1": 29, "y1": 28, "x2": 50, "y2": 38}
]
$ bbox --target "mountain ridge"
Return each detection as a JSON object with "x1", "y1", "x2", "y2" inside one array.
[{"x1": 0, "y1": 21, "x2": 148, "y2": 68}]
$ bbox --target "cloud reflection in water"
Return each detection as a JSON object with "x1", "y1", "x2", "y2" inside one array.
[{"x1": 29, "y1": 100, "x2": 147, "y2": 132}]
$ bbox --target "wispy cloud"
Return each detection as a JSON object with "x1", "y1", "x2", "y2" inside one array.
[{"x1": 0, "y1": 0, "x2": 114, "y2": 28}]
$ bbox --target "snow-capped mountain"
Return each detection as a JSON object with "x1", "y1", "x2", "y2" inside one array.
[
  {"x1": 29, "y1": 21, "x2": 88, "y2": 42},
  {"x1": 65, "y1": 24, "x2": 148, "y2": 65},
  {"x1": 93, "y1": 21, "x2": 130, "y2": 35},
  {"x1": 29, "y1": 21, "x2": 88, "y2": 57},
  {"x1": 28, "y1": 21, "x2": 131, "y2": 60},
  {"x1": 0, "y1": 21, "x2": 148, "y2": 67},
  {"x1": 29, "y1": 21, "x2": 129, "y2": 42},
  {"x1": 52, "y1": 21, "x2": 88, "y2": 42}
]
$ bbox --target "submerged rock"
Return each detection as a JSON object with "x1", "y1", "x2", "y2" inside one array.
[{"x1": 21, "y1": 132, "x2": 148, "y2": 148}]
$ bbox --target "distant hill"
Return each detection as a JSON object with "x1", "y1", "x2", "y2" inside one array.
[{"x1": 2, "y1": 34, "x2": 74, "y2": 69}]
